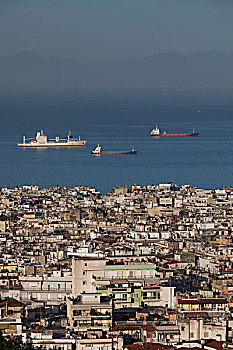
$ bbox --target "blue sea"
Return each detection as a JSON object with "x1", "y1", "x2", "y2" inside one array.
[{"x1": 0, "y1": 91, "x2": 232, "y2": 193}]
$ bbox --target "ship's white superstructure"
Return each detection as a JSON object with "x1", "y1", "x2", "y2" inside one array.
[
  {"x1": 151, "y1": 125, "x2": 160, "y2": 136},
  {"x1": 91, "y1": 145, "x2": 102, "y2": 154},
  {"x1": 18, "y1": 130, "x2": 87, "y2": 148}
]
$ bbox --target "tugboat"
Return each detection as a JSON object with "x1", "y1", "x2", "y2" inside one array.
[
  {"x1": 92, "y1": 145, "x2": 137, "y2": 155},
  {"x1": 17, "y1": 130, "x2": 87, "y2": 147},
  {"x1": 151, "y1": 125, "x2": 199, "y2": 137}
]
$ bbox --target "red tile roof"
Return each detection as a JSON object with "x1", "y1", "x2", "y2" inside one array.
[
  {"x1": 0, "y1": 299, "x2": 24, "y2": 307},
  {"x1": 123, "y1": 343, "x2": 173, "y2": 350},
  {"x1": 178, "y1": 298, "x2": 227, "y2": 305}
]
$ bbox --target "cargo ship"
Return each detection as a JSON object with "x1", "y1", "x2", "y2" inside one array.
[
  {"x1": 17, "y1": 130, "x2": 87, "y2": 148},
  {"x1": 151, "y1": 125, "x2": 199, "y2": 137},
  {"x1": 92, "y1": 145, "x2": 137, "y2": 155}
]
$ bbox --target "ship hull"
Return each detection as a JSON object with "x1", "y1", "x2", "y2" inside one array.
[
  {"x1": 18, "y1": 141, "x2": 87, "y2": 148},
  {"x1": 102, "y1": 150, "x2": 137, "y2": 154},
  {"x1": 151, "y1": 133, "x2": 199, "y2": 137},
  {"x1": 92, "y1": 150, "x2": 137, "y2": 155}
]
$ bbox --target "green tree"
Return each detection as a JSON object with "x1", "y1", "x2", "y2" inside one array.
[{"x1": 0, "y1": 332, "x2": 35, "y2": 350}]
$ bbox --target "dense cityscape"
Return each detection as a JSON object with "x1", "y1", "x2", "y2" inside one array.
[
  {"x1": 2, "y1": 0, "x2": 233, "y2": 349},
  {"x1": 0, "y1": 183, "x2": 233, "y2": 349}
]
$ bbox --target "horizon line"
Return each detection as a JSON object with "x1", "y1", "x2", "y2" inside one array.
[{"x1": 1, "y1": 49, "x2": 233, "y2": 65}]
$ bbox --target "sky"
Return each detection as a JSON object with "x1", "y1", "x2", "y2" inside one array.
[{"x1": 1, "y1": 0, "x2": 233, "y2": 62}]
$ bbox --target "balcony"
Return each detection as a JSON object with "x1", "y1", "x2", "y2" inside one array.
[
  {"x1": 72, "y1": 324, "x2": 110, "y2": 331},
  {"x1": 116, "y1": 320, "x2": 154, "y2": 326},
  {"x1": 91, "y1": 315, "x2": 111, "y2": 320},
  {"x1": 72, "y1": 315, "x2": 91, "y2": 321},
  {"x1": 142, "y1": 297, "x2": 160, "y2": 301},
  {"x1": 114, "y1": 300, "x2": 131, "y2": 304},
  {"x1": 22, "y1": 288, "x2": 70, "y2": 292},
  {"x1": 95, "y1": 276, "x2": 156, "y2": 281}
]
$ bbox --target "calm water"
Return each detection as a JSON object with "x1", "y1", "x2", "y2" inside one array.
[{"x1": 0, "y1": 92, "x2": 232, "y2": 193}]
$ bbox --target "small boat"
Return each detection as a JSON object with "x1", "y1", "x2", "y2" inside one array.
[
  {"x1": 151, "y1": 125, "x2": 199, "y2": 137},
  {"x1": 92, "y1": 145, "x2": 137, "y2": 155}
]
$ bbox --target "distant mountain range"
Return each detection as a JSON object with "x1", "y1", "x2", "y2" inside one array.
[{"x1": 1, "y1": 50, "x2": 233, "y2": 91}]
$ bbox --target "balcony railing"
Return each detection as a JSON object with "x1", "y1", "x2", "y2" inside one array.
[
  {"x1": 73, "y1": 314, "x2": 111, "y2": 320},
  {"x1": 72, "y1": 315, "x2": 91, "y2": 320},
  {"x1": 95, "y1": 276, "x2": 155, "y2": 280},
  {"x1": 73, "y1": 324, "x2": 110, "y2": 330},
  {"x1": 21, "y1": 288, "x2": 71, "y2": 292},
  {"x1": 116, "y1": 321, "x2": 154, "y2": 325}
]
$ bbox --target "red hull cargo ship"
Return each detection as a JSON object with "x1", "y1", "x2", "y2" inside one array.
[
  {"x1": 92, "y1": 145, "x2": 137, "y2": 155},
  {"x1": 151, "y1": 125, "x2": 199, "y2": 137}
]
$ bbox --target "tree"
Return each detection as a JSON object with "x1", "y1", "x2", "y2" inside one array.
[{"x1": 0, "y1": 331, "x2": 36, "y2": 350}]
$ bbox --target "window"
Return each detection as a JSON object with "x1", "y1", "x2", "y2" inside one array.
[
  {"x1": 58, "y1": 284, "x2": 60, "y2": 290},
  {"x1": 122, "y1": 293, "x2": 127, "y2": 300},
  {"x1": 204, "y1": 332, "x2": 209, "y2": 338},
  {"x1": 83, "y1": 281, "x2": 86, "y2": 285},
  {"x1": 190, "y1": 332, "x2": 194, "y2": 338}
]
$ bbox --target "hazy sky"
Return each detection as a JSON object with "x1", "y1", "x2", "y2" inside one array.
[{"x1": 1, "y1": 0, "x2": 233, "y2": 62}]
